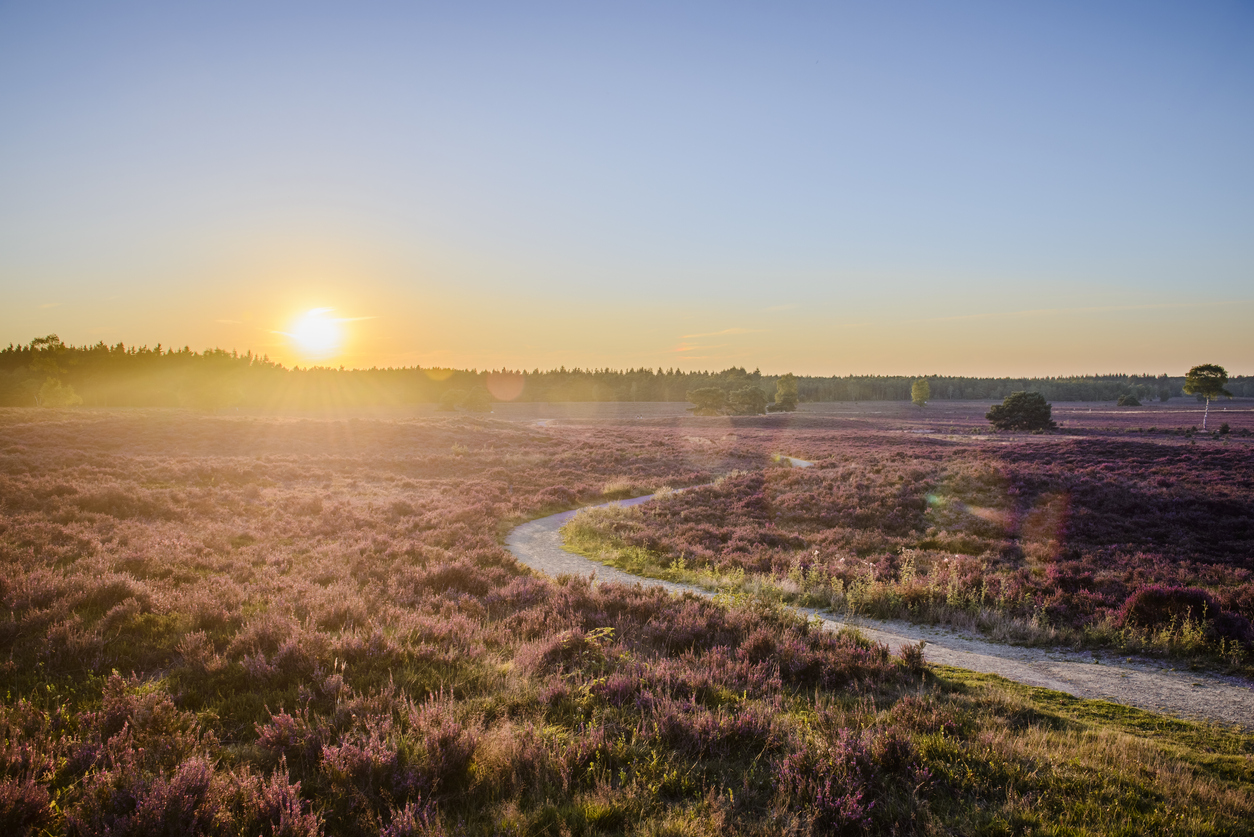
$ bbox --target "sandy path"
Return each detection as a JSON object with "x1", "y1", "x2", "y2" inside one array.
[{"x1": 506, "y1": 479, "x2": 1254, "y2": 730}]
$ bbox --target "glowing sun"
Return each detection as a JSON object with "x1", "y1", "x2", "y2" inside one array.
[{"x1": 289, "y1": 308, "x2": 342, "y2": 357}]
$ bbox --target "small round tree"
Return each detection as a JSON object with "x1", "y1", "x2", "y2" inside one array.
[
  {"x1": 729, "y1": 386, "x2": 767, "y2": 415},
  {"x1": 1183, "y1": 364, "x2": 1232, "y2": 431},
  {"x1": 686, "y1": 387, "x2": 728, "y2": 416},
  {"x1": 770, "y1": 373, "x2": 798, "y2": 412},
  {"x1": 911, "y1": 378, "x2": 930, "y2": 407},
  {"x1": 37, "y1": 377, "x2": 82, "y2": 408},
  {"x1": 462, "y1": 389, "x2": 493, "y2": 412},
  {"x1": 986, "y1": 391, "x2": 1056, "y2": 431},
  {"x1": 437, "y1": 389, "x2": 465, "y2": 411}
]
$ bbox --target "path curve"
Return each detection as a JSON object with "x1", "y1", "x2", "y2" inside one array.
[{"x1": 506, "y1": 466, "x2": 1254, "y2": 730}]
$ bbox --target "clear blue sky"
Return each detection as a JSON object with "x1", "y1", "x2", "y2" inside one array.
[{"x1": 2, "y1": 1, "x2": 1251, "y2": 375}]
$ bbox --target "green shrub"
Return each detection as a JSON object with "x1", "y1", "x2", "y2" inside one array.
[{"x1": 986, "y1": 392, "x2": 1056, "y2": 431}]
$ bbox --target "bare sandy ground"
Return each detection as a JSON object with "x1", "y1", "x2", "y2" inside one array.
[{"x1": 507, "y1": 489, "x2": 1254, "y2": 731}]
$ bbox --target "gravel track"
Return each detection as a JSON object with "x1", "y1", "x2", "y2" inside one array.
[{"x1": 506, "y1": 467, "x2": 1254, "y2": 730}]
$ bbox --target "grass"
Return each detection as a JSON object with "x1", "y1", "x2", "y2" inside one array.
[{"x1": 921, "y1": 668, "x2": 1254, "y2": 835}]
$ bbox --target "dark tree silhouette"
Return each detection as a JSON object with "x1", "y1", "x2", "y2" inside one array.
[
  {"x1": 729, "y1": 386, "x2": 767, "y2": 415},
  {"x1": 462, "y1": 390, "x2": 492, "y2": 412},
  {"x1": 986, "y1": 392, "x2": 1056, "y2": 431},
  {"x1": 686, "y1": 387, "x2": 728, "y2": 416},
  {"x1": 437, "y1": 389, "x2": 465, "y2": 411}
]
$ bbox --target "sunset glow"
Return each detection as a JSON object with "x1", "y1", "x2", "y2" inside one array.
[
  {"x1": 1, "y1": 4, "x2": 1250, "y2": 375},
  {"x1": 287, "y1": 308, "x2": 342, "y2": 360}
]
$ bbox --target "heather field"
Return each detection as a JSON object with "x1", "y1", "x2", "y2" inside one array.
[
  {"x1": 568, "y1": 404, "x2": 1254, "y2": 668},
  {"x1": 1, "y1": 406, "x2": 1253, "y2": 836}
]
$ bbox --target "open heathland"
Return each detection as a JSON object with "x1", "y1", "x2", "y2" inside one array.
[
  {"x1": 566, "y1": 410, "x2": 1254, "y2": 670},
  {"x1": 1, "y1": 406, "x2": 1252, "y2": 836}
]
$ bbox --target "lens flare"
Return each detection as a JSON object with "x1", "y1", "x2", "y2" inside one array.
[{"x1": 486, "y1": 372, "x2": 525, "y2": 401}]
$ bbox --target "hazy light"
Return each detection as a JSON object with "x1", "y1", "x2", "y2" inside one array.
[
  {"x1": 290, "y1": 308, "x2": 342, "y2": 359},
  {"x1": 486, "y1": 372, "x2": 525, "y2": 401}
]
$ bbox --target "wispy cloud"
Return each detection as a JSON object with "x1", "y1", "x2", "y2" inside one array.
[
  {"x1": 671, "y1": 342, "x2": 727, "y2": 354},
  {"x1": 39, "y1": 302, "x2": 62, "y2": 309},
  {"x1": 680, "y1": 327, "x2": 764, "y2": 338}
]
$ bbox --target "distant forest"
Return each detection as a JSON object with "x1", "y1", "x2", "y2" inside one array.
[{"x1": 2, "y1": 337, "x2": 1250, "y2": 409}]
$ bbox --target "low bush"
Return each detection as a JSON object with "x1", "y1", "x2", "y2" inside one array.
[
  {"x1": 987, "y1": 391, "x2": 1057, "y2": 431},
  {"x1": 1118, "y1": 585, "x2": 1254, "y2": 645}
]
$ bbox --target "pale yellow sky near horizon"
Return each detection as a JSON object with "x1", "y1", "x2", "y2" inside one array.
[{"x1": 8, "y1": 242, "x2": 1251, "y2": 377}]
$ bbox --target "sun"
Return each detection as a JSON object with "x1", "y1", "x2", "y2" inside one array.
[{"x1": 289, "y1": 308, "x2": 342, "y2": 358}]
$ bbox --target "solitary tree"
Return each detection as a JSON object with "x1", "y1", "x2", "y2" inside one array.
[
  {"x1": 911, "y1": 378, "x2": 930, "y2": 407},
  {"x1": 729, "y1": 386, "x2": 767, "y2": 415},
  {"x1": 986, "y1": 392, "x2": 1056, "y2": 431},
  {"x1": 1183, "y1": 364, "x2": 1232, "y2": 431},
  {"x1": 462, "y1": 389, "x2": 493, "y2": 412},
  {"x1": 437, "y1": 389, "x2": 465, "y2": 411},
  {"x1": 771, "y1": 373, "x2": 798, "y2": 412},
  {"x1": 37, "y1": 377, "x2": 82, "y2": 407},
  {"x1": 687, "y1": 387, "x2": 728, "y2": 416}
]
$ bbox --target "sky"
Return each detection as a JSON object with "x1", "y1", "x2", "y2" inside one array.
[{"x1": 1, "y1": 1, "x2": 1252, "y2": 376}]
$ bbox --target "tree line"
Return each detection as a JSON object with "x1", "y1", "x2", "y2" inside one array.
[
  {"x1": 984, "y1": 366, "x2": 1236, "y2": 432},
  {"x1": 1, "y1": 336, "x2": 1249, "y2": 409}
]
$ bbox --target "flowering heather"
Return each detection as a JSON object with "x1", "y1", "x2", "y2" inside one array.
[
  {"x1": 1, "y1": 409, "x2": 1252, "y2": 835},
  {"x1": 569, "y1": 432, "x2": 1254, "y2": 663}
]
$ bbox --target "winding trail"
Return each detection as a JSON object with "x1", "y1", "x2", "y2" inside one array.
[{"x1": 506, "y1": 459, "x2": 1254, "y2": 730}]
